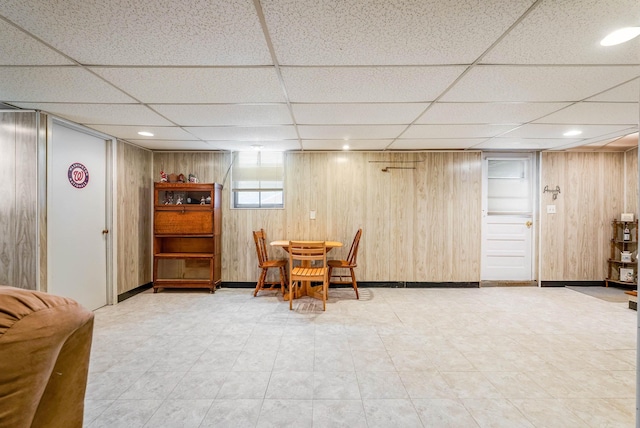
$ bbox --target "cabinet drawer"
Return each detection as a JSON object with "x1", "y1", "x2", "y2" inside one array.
[{"x1": 154, "y1": 211, "x2": 213, "y2": 234}]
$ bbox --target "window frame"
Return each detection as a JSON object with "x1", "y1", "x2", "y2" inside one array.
[{"x1": 230, "y1": 151, "x2": 285, "y2": 209}]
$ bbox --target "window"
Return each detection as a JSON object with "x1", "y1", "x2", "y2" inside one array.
[
  {"x1": 231, "y1": 151, "x2": 284, "y2": 208},
  {"x1": 487, "y1": 159, "x2": 531, "y2": 214}
]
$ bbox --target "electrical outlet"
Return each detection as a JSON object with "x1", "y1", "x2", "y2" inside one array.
[
  {"x1": 310, "y1": 210, "x2": 316, "y2": 220},
  {"x1": 547, "y1": 205, "x2": 556, "y2": 214}
]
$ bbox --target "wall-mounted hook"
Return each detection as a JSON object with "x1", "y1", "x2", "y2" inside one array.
[{"x1": 543, "y1": 185, "x2": 561, "y2": 200}]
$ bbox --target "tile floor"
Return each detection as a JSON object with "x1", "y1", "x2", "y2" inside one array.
[{"x1": 84, "y1": 286, "x2": 637, "y2": 427}]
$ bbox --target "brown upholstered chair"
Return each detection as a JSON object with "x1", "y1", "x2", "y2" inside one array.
[
  {"x1": 0, "y1": 286, "x2": 94, "y2": 428},
  {"x1": 328, "y1": 228, "x2": 362, "y2": 299},
  {"x1": 252, "y1": 229, "x2": 287, "y2": 296},
  {"x1": 288, "y1": 241, "x2": 329, "y2": 311}
]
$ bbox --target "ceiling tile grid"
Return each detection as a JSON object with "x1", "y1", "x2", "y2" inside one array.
[{"x1": 0, "y1": 0, "x2": 637, "y2": 152}]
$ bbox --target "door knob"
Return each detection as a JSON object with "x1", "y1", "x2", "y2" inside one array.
[
  {"x1": 525, "y1": 221, "x2": 533, "y2": 228},
  {"x1": 102, "y1": 229, "x2": 109, "y2": 234}
]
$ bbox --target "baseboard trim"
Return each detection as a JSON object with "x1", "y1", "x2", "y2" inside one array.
[
  {"x1": 220, "y1": 281, "x2": 479, "y2": 289},
  {"x1": 118, "y1": 282, "x2": 153, "y2": 302},
  {"x1": 541, "y1": 280, "x2": 605, "y2": 287}
]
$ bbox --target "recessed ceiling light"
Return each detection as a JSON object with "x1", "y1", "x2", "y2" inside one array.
[
  {"x1": 251, "y1": 144, "x2": 263, "y2": 151},
  {"x1": 600, "y1": 27, "x2": 640, "y2": 46},
  {"x1": 342, "y1": 144, "x2": 350, "y2": 150},
  {"x1": 137, "y1": 131, "x2": 154, "y2": 137},
  {"x1": 563, "y1": 130, "x2": 582, "y2": 137}
]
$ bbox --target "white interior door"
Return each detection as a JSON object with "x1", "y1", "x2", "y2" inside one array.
[
  {"x1": 48, "y1": 121, "x2": 108, "y2": 310},
  {"x1": 481, "y1": 154, "x2": 535, "y2": 281}
]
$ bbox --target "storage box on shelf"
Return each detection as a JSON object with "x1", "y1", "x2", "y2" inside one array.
[
  {"x1": 153, "y1": 182, "x2": 222, "y2": 293},
  {"x1": 605, "y1": 218, "x2": 638, "y2": 288}
]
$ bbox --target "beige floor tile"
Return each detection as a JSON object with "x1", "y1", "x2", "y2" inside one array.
[{"x1": 86, "y1": 287, "x2": 638, "y2": 427}]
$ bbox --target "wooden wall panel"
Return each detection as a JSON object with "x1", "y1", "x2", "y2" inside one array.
[
  {"x1": 540, "y1": 152, "x2": 624, "y2": 281},
  {"x1": 625, "y1": 147, "x2": 638, "y2": 214},
  {"x1": 0, "y1": 112, "x2": 16, "y2": 286},
  {"x1": 0, "y1": 111, "x2": 38, "y2": 289},
  {"x1": 13, "y1": 113, "x2": 38, "y2": 289},
  {"x1": 116, "y1": 141, "x2": 153, "y2": 294},
  {"x1": 150, "y1": 151, "x2": 484, "y2": 284}
]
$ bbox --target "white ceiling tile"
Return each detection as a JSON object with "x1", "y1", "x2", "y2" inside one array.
[
  {"x1": 402, "y1": 124, "x2": 518, "y2": 139},
  {"x1": 586, "y1": 79, "x2": 640, "y2": 102},
  {"x1": 206, "y1": 140, "x2": 301, "y2": 151},
  {"x1": 0, "y1": 0, "x2": 271, "y2": 65},
  {"x1": 127, "y1": 140, "x2": 219, "y2": 151},
  {"x1": 500, "y1": 124, "x2": 634, "y2": 139},
  {"x1": 482, "y1": 0, "x2": 640, "y2": 64},
  {"x1": 293, "y1": 103, "x2": 428, "y2": 125},
  {"x1": 473, "y1": 138, "x2": 581, "y2": 150},
  {"x1": 12, "y1": 103, "x2": 172, "y2": 126},
  {"x1": 0, "y1": 19, "x2": 73, "y2": 65},
  {"x1": 442, "y1": 65, "x2": 640, "y2": 102},
  {"x1": 185, "y1": 126, "x2": 298, "y2": 141},
  {"x1": 389, "y1": 139, "x2": 485, "y2": 150},
  {"x1": 91, "y1": 67, "x2": 285, "y2": 103},
  {"x1": 0, "y1": 67, "x2": 135, "y2": 103},
  {"x1": 262, "y1": 0, "x2": 534, "y2": 65},
  {"x1": 533, "y1": 102, "x2": 639, "y2": 125},
  {"x1": 298, "y1": 125, "x2": 405, "y2": 140},
  {"x1": 88, "y1": 125, "x2": 196, "y2": 140},
  {"x1": 151, "y1": 104, "x2": 292, "y2": 126},
  {"x1": 302, "y1": 139, "x2": 392, "y2": 151},
  {"x1": 417, "y1": 102, "x2": 570, "y2": 124},
  {"x1": 282, "y1": 66, "x2": 466, "y2": 102}
]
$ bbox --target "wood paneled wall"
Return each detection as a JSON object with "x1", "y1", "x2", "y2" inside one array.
[
  {"x1": 625, "y1": 147, "x2": 638, "y2": 214},
  {"x1": 540, "y1": 152, "x2": 625, "y2": 281},
  {"x1": 116, "y1": 141, "x2": 153, "y2": 294},
  {"x1": 0, "y1": 111, "x2": 39, "y2": 289},
  {"x1": 153, "y1": 151, "x2": 483, "y2": 283}
]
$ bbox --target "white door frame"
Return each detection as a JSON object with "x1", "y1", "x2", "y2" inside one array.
[
  {"x1": 481, "y1": 152, "x2": 538, "y2": 282},
  {"x1": 46, "y1": 116, "x2": 118, "y2": 305}
]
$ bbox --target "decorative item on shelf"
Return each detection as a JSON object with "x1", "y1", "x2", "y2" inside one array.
[
  {"x1": 168, "y1": 173, "x2": 178, "y2": 183},
  {"x1": 160, "y1": 170, "x2": 168, "y2": 182},
  {"x1": 206, "y1": 196, "x2": 211, "y2": 204},
  {"x1": 620, "y1": 268, "x2": 634, "y2": 282},
  {"x1": 621, "y1": 213, "x2": 635, "y2": 222},
  {"x1": 188, "y1": 173, "x2": 198, "y2": 183},
  {"x1": 200, "y1": 196, "x2": 206, "y2": 205},
  {"x1": 176, "y1": 196, "x2": 183, "y2": 205},
  {"x1": 177, "y1": 173, "x2": 186, "y2": 183},
  {"x1": 621, "y1": 251, "x2": 632, "y2": 262},
  {"x1": 623, "y1": 225, "x2": 631, "y2": 241},
  {"x1": 163, "y1": 191, "x2": 174, "y2": 205}
]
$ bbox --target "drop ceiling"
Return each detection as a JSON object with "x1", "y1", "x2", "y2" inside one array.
[{"x1": 0, "y1": 0, "x2": 638, "y2": 152}]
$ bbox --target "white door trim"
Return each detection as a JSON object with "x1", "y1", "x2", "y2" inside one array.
[{"x1": 47, "y1": 116, "x2": 117, "y2": 305}]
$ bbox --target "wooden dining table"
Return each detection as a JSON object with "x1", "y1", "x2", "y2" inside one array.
[{"x1": 270, "y1": 240, "x2": 342, "y2": 301}]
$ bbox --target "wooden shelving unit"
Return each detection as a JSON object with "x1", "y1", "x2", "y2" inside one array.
[
  {"x1": 605, "y1": 219, "x2": 638, "y2": 288},
  {"x1": 153, "y1": 182, "x2": 222, "y2": 293}
]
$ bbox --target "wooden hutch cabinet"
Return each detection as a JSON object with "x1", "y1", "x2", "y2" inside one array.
[{"x1": 153, "y1": 182, "x2": 222, "y2": 293}]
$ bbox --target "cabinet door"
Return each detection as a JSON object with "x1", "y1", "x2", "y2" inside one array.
[{"x1": 154, "y1": 211, "x2": 213, "y2": 234}]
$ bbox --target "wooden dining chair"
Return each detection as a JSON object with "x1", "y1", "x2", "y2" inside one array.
[
  {"x1": 328, "y1": 228, "x2": 362, "y2": 299},
  {"x1": 288, "y1": 241, "x2": 329, "y2": 311},
  {"x1": 252, "y1": 229, "x2": 287, "y2": 296}
]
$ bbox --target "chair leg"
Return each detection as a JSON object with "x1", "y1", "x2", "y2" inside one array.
[
  {"x1": 289, "y1": 280, "x2": 294, "y2": 310},
  {"x1": 279, "y1": 266, "x2": 287, "y2": 296},
  {"x1": 253, "y1": 268, "x2": 267, "y2": 297},
  {"x1": 350, "y1": 268, "x2": 359, "y2": 299},
  {"x1": 322, "y1": 281, "x2": 326, "y2": 311}
]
